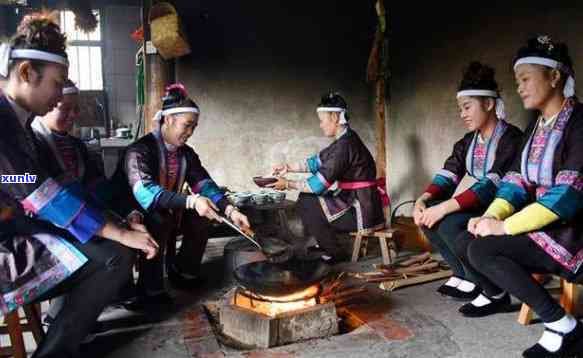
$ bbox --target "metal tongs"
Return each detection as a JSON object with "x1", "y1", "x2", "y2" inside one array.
[{"x1": 218, "y1": 215, "x2": 294, "y2": 263}]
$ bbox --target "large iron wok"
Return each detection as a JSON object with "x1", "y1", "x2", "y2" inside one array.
[{"x1": 233, "y1": 258, "x2": 331, "y2": 297}]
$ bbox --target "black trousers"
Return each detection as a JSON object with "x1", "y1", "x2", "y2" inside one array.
[
  {"x1": 139, "y1": 210, "x2": 209, "y2": 294},
  {"x1": 452, "y1": 231, "x2": 576, "y2": 322},
  {"x1": 296, "y1": 193, "x2": 357, "y2": 258},
  {"x1": 32, "y1": 237, "x2": 134, "y2": 358},
  {"x1": 420, "y1": 200, "x2": 483, "y2": 280}
]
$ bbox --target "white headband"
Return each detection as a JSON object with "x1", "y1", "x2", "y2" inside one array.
[
  {"x1": 514, "y1": 56, "x2": 576, "y2": 98},
  {"x1": 317, "y1": 107, "x2": 348, "y2": 125},
  {"x1": 456, "y1": 90, "x2": 506, "y2": 120},
  {"x1": 63, "y1": 86, "x2": 79, "y2": 95},
  {"x1": 0, "y1": 43, "x2": 69, "y2": 77},
  {"x1": 456, "y1": 90, "x2": 498, "y2": 98},
  {"x1": 153, "y1": 106, "x2": 200, "y2": 123}
]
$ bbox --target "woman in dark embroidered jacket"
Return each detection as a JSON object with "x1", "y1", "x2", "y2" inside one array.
[
  {"x1": 413, "y1": 62, "x2": 523, "y2": 301},
  {"x1": 269, "y1": 92, "x2": 386, "y2": 263},
  {"x1": 111, "y1": 84, "x2": 251, "y2": 306}
]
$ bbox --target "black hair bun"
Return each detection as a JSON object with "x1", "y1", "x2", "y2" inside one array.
[
  {"x1": 12, "y1": 11, "x2": 67, "y2": 56},
  {"x1": 162, "y1": 83, "x2": 188, "y2": 108},
  {"x1": 161, "y1": 83, "x2": 199, "y2": 111},
  {"x1": 514, "y1": 35, "x2": 573, "y2": 71},
  {"x1": 318, "y1": 91, "x2": 348, "y2": 109},
  {"x1": 459, "y1": 61, "x2": 499, "y2": 92}
]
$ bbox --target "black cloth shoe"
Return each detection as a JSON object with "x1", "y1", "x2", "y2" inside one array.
[
  {"x1": 167, "y1": 264, "x2": 205, "y2": 290},
  {"x1": 459, "y1": 293, "x2": 512, "y2": 317},
  {"x1": 124, "y1": 292, "x2": 174, "y2": 311},
  {"x1": 523, "y1": 321, "x2": 583, "y2": 358},
  {"x1": 438, "y1": 285, "x2": 481, "y2": 301}
]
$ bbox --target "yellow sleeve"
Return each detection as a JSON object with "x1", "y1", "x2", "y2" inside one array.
[
  {"x1": 503, "y1": 203, "x2": 560, "y2": 235},
  {"x1": 485, "y1": 198, "x2": 515, "y2": 220}
]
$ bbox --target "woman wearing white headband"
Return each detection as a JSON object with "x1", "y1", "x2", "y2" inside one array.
[
  {"x1": 0, "y1": 12, "x2": 158, "y2": 358},
  {"x1": 269, "y1": 92, "x2": 387, "y2": 263},
  {"x1": 31, "y1": 79, "x2": 120, "y2": 325},
  {"x1": 31, "y1": 80, "x2": 106, "y2": 189},
  {"x1": 110, "y1": 83, "x2": 250, "y2": 307},
  {"x1": 413, "y1": 62, "x2": 523, "y2": 301},
  {"x1": 460, "y1": 36, "x2": 583, "y2": 357}
]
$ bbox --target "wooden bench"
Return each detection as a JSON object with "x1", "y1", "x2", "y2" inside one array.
[
  {"x1": 349, "y1": 200, "x2": 402, "y2": 266},
  {"x1": 350, "y1": 228, "x2": 398, "y2": 265},
  {"x1": 0, "y1": 304, "x2": 45, "y2": 358}
]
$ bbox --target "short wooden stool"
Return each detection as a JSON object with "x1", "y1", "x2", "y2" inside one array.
[
  {"x1": 350, "y1": 228, "x2": 398, "y2": 265},
  {"x1": 0, "y1": 304, "x2": 45, "y2": 358},
  {"x1": 518, "y1": 276, "x2": 580, "y2": 325}
]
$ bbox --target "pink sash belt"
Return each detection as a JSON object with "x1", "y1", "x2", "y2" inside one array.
[{"x1": 337, "y1": 177, "x2": 390, "y2": 207}]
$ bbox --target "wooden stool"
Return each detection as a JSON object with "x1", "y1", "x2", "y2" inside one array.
[
  {"x1": 350, "y1": 228, "x2": 398, "y2": 265},
  {"x1": 0, "y1": 304, "x2": 45, "y2": 358},
  {"x1": 518, "y1": 276, "x2": 580, "y2": 325}
]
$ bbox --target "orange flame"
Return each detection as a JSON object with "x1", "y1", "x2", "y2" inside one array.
[{"x1": 234, "y1": 285, "x2": 319, "y2": 317}]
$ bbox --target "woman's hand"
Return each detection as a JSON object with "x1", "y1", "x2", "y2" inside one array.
[
  {"x1": 266, "y1": 177, "x2": 288, "y2": 191},
  {"x1": 467, "y1": 216, "x2": 484, "y2": 235},
  {"x1": 230, "y1": 209, "x2": 251, "y2": 230},
  {"x1": 187, "y1": 195, "x2": 221, "y2": 222},
  {"x1": 117, "y1": 228, "x2": 159, "y2": 260},
  {"x1": 413, "y1": 198, "x2": 427, "y2": 226},
  {"x1": 420, "y1": 204, "x2": 447, "y2": 229},
  {"x1": 272, "y1": 164, "x2": 289, "y2": 177},
  {"x1": 474, "y1": 217, "x2": 507, "y2": 237}
]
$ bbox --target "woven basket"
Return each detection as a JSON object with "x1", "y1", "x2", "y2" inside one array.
[{"x1": 149, "y1": 2, "x2": 191, "y2": 60}]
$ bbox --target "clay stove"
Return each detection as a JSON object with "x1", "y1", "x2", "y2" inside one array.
[{"x1": 219, "y1": 283, "x2": 339, "y2": 348}]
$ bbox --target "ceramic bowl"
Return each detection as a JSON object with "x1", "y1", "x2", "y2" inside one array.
[
  {"x1": 253, "y1": 176, "x2": 278, "y2": 188},
  {"x1": 251, "y1": 193, "x2": 270, "y2": 205},
  {"x1": 265, "y1": 190, "x2": 286, "y2": 203},
  {"x1": 228, "y1": 192, "x2": 253, "y2": 207}
]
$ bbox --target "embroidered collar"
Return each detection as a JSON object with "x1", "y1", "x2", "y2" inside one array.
[
  {"x1": 154, "y1": 128, "x2": 179, "y2": 152},
  {"x1": 539, "y1": 112, "x2": 560, "y2": 128},
  {"x1": 539, "y1": 99, "x2": 568, "y2": 128}
]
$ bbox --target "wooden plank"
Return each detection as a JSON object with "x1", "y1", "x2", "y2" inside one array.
[
  {"x1": 351, "y1": 234, "x2": 363, "y2": 262},
  {"x1": 350, "y1": 229, "x2": 397, "y2": 237},
  {"x1": 517, "y1": 304, "x2": 534, "y2": 326},
  {"x1": 378, "y1": 237, "x2": 391, "y2": 265},
  {"x1": 560, "y1": 280, "x2": 579, "y2": 315},
  {"x1": 379, "y1": 269, "x2": 452, "y2": 291}
]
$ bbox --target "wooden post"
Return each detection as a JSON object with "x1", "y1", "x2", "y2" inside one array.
[
  {"x1": 375, "y1": 77, "x2": 387, "y2": 179},
  {"x1": 142, "y1": 0, "x2": 172, "y2": 134}
]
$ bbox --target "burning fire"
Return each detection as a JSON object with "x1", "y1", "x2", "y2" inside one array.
[{"x1": 234, "y1": 285, "x2": 319, "y2": 317}]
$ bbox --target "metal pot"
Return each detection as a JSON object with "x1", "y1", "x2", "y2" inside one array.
[
  {"x1": 233, "y1": 258, "x2": 330, "y2": 297},
  {"x1": 223, "y1": 237, "x2": 266, "y2": 283}
]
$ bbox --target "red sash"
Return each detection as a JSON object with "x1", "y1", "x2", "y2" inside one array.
[{"x1": 337, "y1": 177, "x2": 390, "y2": 207}]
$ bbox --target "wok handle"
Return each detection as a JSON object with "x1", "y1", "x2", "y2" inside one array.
[{"x1": 220, "y1": 216, "x2": 263, "y2": 250}]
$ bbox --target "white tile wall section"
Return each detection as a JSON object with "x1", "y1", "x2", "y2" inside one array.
[
  {"x1": 116, "y1": 75, "x2": 136, "y2": 102},
  {"x1": 103, "y1": 5, "x2": 141, "y2": 129},
  {"x1": 113, "y1": 48, "x2": 136, "y2": 75}
]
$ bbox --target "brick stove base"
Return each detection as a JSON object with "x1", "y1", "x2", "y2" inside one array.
[{"x1": 220, "y1": 302, "x2": 338, "y2": 348}]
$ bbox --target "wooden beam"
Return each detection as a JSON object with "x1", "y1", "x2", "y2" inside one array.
[{"x1": 375, "y1": 75, "x2": 387, "y2": 179}]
